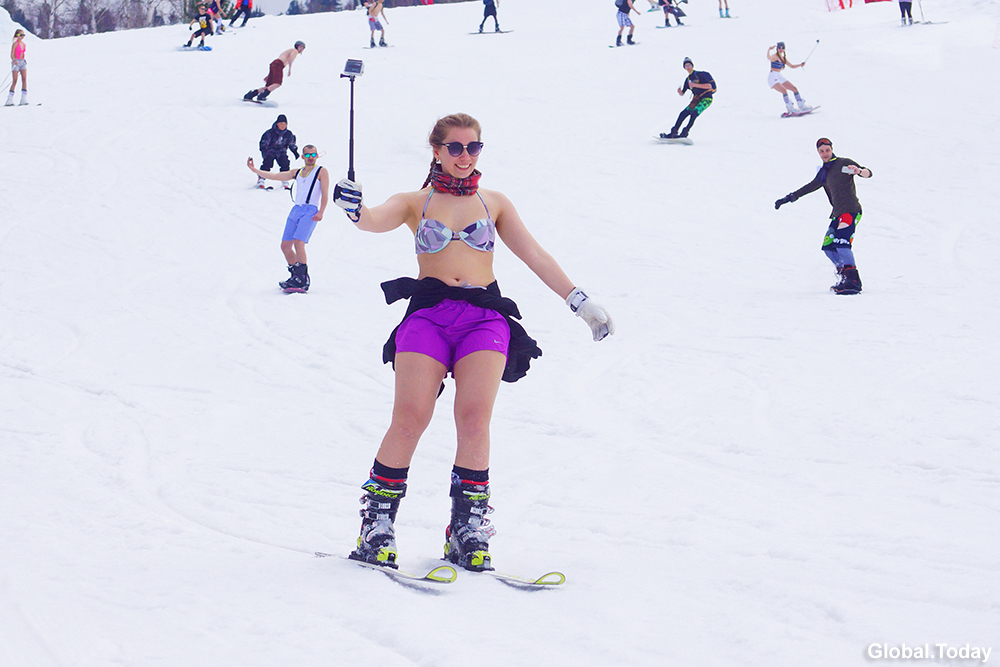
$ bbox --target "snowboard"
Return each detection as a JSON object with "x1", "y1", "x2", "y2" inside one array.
[
  {"x1": 609, "y1": 42, "x2": 639, "y2": 47},
  {"x1": 781, "y1": 105, "x2": 820, "y2": 118},
  {"x1": 178, "y1": 44, "x2": 212, "y2": 51},
  {"x1": 280, "y1": 281, "x2": 308, "y2": 294},
  {"x1": 243, "y1": 98, "x2": 278, "y2": 107},
  {"x1": 655, "y1": 24, "x2": 688, "y2": 28},
  {"x1": 656, "y1": 135, "x2": 693, "y2": 145},
  {"x1": 470, "y1": 30, "x2": 513, "y2": 34}
]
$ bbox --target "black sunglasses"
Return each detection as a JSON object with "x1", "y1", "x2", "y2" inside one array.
[{"x1": 439, "y1": 141, "x2": 484, "y2": 158}]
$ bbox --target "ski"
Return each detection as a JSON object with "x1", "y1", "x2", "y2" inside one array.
[
  {"x1": 316, "y1": 552, "x2": 457, "y2": 584},
  {"x1": 477, "y1": 569, "x2": 566, "y2": 588},
  {"x1": 781, "y1": 105, "x2": 820, "y2": 118}
]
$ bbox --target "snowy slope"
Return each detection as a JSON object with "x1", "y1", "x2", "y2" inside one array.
[{"x1": 2, "y1": 1, "x2": 999, "y2": 665}]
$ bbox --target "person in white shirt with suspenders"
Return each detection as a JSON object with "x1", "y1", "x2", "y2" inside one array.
[{"x1": 247, "y1": 145, "x2": 329, "y2": 292}]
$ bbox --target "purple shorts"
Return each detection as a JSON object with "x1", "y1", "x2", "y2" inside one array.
[{"x1": 394, "y1": 299, "x2": 510, "y2": 371}]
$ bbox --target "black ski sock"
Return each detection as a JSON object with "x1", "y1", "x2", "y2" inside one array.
[
  {"x1": 451, "y1": 466, "x2": 489, "y2": 484},
  {"x1": 372, "y1": 459, "x2": 409, "y2": 482}
]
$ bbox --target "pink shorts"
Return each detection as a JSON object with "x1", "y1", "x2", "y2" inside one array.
[{"x1": 394, "y1": 299, "x2": 510, "y2": 371}]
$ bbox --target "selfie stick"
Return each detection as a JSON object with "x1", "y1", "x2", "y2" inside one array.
[
  {"x1": 803, "y1": 39, "x2": 820, "y2": 64},
  {"x1": 340, "y1": 59, "x2": 364, "y2": 181}
]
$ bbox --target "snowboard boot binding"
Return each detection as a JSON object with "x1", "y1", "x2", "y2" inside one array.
[
  {"x1": 244, "y1": 89, "x2": 258, "y2": 101},
  {"x1": 444, "y1": 479, "x2": 496, "y2": 572},
  {"x1": 626, "y1": 34, "x2": 635, "y2": 45},
  {"x1": 349, "y1": 476, "x2": 407, "y2": 569},
  {"x1": 379, "y1": 37, "x2": 387, "y2": 47},
  {"x1": 370, "y1": 38, "x2": 377, "y2": 48},
  {"x1": 278, "y1": 262, "x2": 308, "y2": 291},
  {"x1": 833, "y1": 265, "x2": 862, "y2": 295},
  {"x1": 616, "y1": 35, "x2": 622, "y2": 47},
  {"x1": 256, "y1": 89, "x2": 271, "y2": 102}
]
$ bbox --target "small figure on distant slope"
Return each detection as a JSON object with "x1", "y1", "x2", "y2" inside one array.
[
  {"x1": 185, "y1": 3, "x2": 215, "y2": 49},
  {"x1": 230, "y1": 0, "x2": 254, "y2": 28},
  {"x1": 614, "y1": 0, "x2": 638, "y2": 46},
  {"x1": 899, "y1": 0, "x2": 914, "y2": 26},
  {"x1": 479, "y1": 0, "x2": 501, "y2": 33},
  {"x1": 659, "y1": 0, "x2": 685, "y2": 27},
  {"x1": 365, "y1": 0, "x2": 389, "y2": 47},
  {"x1": 7, "y1": 29, "x2": 28, "y2": 106}
]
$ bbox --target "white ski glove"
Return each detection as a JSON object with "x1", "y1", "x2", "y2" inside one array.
[
  {"x1": 334, "y1": 178, "x2": 363, "y2": 222},
  {"x1": 566, "y1": 288, "x2": 614, "y2": 342}
]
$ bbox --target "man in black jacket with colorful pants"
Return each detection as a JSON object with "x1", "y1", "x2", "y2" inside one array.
[{"x1": 775, "y1": 137, "x2": 873, "y2": 295}]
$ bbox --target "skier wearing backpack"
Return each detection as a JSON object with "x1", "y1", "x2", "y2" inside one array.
[{"x1": 615, "y1": 0, "x2": 638, "y2": 46}]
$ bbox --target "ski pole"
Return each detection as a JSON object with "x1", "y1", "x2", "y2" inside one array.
[
  {"x1": 803, "y1": 39, "x2": 820, "y2": 64},
  {"x1": 340, "y1": 59, "x2": 365, "y2": 181},
  {"x1": 917, "y1": 0, "x2": 925, "y2": 22}
]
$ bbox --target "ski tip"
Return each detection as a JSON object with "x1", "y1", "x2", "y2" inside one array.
[
  {"x1": 532, "y1": 571, "x2": 567, "y2": 586},
  {"x1": 425, "y1": 565, "x2": 459, "y2": 583}
]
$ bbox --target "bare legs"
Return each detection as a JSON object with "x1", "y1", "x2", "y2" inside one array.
[{"x1": 374, "y1": 349, "x2": 506, "y2": 470}]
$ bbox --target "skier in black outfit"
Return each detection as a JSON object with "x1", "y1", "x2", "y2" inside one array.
[
  {"x1": 256, "y1": 114, "x2": 299, "y2": 190},
  {"x1": 661, "y1": 57, "x2": 715, "y2": 139},
  {"x1": 774, "y1": 137, "x2": 873, "y2": 295},
  {"x1": 479, "y1": 0, "x2": 500, "y2": 33}
]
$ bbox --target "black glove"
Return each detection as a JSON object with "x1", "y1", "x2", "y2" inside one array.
[{"x1": 774, "y1": 193, "x2": 798, "y2": 210}]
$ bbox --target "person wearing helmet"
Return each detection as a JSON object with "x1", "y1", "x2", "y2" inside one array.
[{"x1": 243, "y1": 41, "x2": 305, "y2": 103}]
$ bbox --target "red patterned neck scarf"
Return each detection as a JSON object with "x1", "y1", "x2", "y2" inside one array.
[{"x1": 430, "y1": 163, "x2": 481, "y2": 196}]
